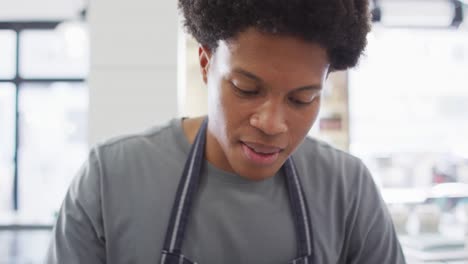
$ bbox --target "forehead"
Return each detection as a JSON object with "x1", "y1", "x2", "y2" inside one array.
[{"x1": 215, "y1": 28, "x2": 330, "y2": 83}]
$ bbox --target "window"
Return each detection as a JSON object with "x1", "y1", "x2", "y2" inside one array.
[
  {"x1": 0, "y1": 30, "x2": 16, "y2": 79},
  {"x1": 0, "y1": 83, "x2": 15, "y2": 212},
  {"x1": 19, "y1": 83, "x2": 88, "y2": 217},
  {"x1": 0, "y1": 22, "x2": 88, "y2": 220},
  {"x1": 20, "y1": 29, "x2": 88, "y2": 78}
]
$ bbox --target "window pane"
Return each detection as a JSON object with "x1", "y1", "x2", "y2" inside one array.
[
  {"x1": 0, "y1": 30, "x2": 16, "y2": 79},
  {"x1": 0, "y1": 231, "x2": 51, "y2": 263},
  {"x1": 18, "y1": 82, "x2": 88, "y2": 218},
  {"x1": 19, "y1": 28, "x2": 89, "y2": 78},
  {"x1": 0, "y1": 83, "x2": 16, "y2": 213}
]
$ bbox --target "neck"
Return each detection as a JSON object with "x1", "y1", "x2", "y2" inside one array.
[
  {"x1": 182, "y1": 116, "x2": 234, "y2": 173},
  {"x1": 181, "y1": 116, "x2": 204, "y2": 145}
]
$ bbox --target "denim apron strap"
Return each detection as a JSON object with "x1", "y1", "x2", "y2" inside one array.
[
  {"x1": 161, "y1": 118, "x2": 208, "y2": 258},
  {"x1": 283, "y1": 158, "x2": 315, "y2": 261}
]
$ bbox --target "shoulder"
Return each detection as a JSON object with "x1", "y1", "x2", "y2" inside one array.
[
  {"x1": 293, "y1": 136, "x2": 369, "y2": 186},
  {"x1": 72, "y1": 118, "x2": 188, "y2": 209},
  {"x1": 296, "y1": 137, "x2": 362, "y2": 166},
  {"x1": 81, "y1": 118, "x2": 188, "y2": 184},
  {"x1": 91, "y1": 118, "x2": 186, "y2": 162},
  {"x1": 291, "y1": 136, "x2": 378, "y2": 213}
]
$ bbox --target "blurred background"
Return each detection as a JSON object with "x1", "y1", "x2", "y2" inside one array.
[{"x1": 0, "y1": 0, "x2": 467, "y2": 263}]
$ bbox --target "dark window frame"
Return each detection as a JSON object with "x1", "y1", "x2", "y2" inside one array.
[{"x1": 0, "y1": 21, "x2": 86, "y2": 211}]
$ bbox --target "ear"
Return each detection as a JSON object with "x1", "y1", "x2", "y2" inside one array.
[{"x1": 199, "y1": 45, "x2": 212, "y2": 84}]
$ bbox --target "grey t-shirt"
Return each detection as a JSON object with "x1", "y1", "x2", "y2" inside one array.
[{"x1": 46, "y1": 118, "x2": 406, "y2": 264}]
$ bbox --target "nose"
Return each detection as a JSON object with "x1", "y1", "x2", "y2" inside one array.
[{"x1": 250, "y1": 100, "x2": 288, "y2": 136}]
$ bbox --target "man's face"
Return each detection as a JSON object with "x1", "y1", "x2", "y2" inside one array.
[{"x1": 200, "y1": 27, "x2": 330, "y2": 181}]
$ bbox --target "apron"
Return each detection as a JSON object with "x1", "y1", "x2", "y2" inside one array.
[{"x1": 160, "y1": 118, "x2": 315, "y2": 264}]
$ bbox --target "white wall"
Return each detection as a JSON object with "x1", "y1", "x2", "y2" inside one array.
[
  {"x1": 88, "y1": 0, "x2": 179, "y2": 145},
  {"x1": 180, "y1": 36, "x2": 208, "y2": 117}
]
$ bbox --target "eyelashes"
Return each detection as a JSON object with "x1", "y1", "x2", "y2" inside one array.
[
  {"x1": 289, "y1": 97, "x2": 315, "y2": 106},
  {"x1": 230, "y1": 82, "x2": 259, "y2": 96},
  {"x1": 230, "y1": 82, "x2": 319, "y2": 107},
  {"x1": 229, "y1": 79, "x2": 321, "y2": 108}
]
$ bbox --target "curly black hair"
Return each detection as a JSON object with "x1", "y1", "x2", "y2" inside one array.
[{"x1": 179, "y1": 0, "x2": 371, "y2": 70}]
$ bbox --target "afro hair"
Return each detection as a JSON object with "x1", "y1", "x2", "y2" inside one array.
[{"x1": 179, "y1": 0, "x2": 371, "y2": 70}]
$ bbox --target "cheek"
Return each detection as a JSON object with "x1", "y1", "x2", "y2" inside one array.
[
  {"x1": 219, "y1": 82, "x2": 251, "y2": 121},
  {"x1": 207, "y1": 83, "x2": 241, "y2": 144},
  {"x1": 308, "y1": 99, "x2": 321, "y2": 124},
  {"x1": 289, "y1": 100, "x2": 321, "y2": 142}
]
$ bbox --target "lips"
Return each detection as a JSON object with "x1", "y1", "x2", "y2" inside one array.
[
  {"x1": 241, "y1": 141, "x2": 284, "y2": 165},
  {"x1": 242, "y1": 142, "x2": 283, "y2": 153}
]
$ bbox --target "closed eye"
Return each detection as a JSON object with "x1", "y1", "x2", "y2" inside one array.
[
  {"x1": 289, "y1": 98, "x2": 311, "y2": 106},
  {"x1": 231, "y1": 82, "x2": 259, "y2": 96},
  {"x1": 288, "y1": 94, "x2": 319, "y2": 106}
]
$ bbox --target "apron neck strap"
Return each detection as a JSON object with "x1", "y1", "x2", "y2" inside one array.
[
  {"x1": 162, "y1": 118, "x2": 208, "y2": 254},
  {"x1": 161, "y1": 118, "x2": 314, "y2": 259},
  {"x1": 282, "y1": 158, "x2": 315, "y2": 258}
]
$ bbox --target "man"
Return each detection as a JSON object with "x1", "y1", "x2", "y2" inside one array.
[{"x1": 47, "y1": 0, "x2": 406, "y2": 263}]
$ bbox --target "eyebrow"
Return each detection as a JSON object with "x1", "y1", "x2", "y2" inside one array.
[
  {"x1": 233, "y1": 68, "x2": 322, "y2": 91},
  {"x1": 233, "y1": 68, "x2": 262, "y2": 82}
]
